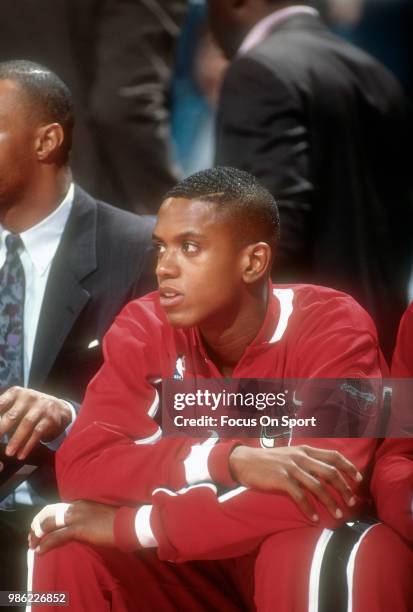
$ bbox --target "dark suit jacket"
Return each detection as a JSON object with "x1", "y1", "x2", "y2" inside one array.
[
  {"x1": 215, "y1": 12, "x2": 412, "y2": 356},
  {"x1": 20, "y1": 185, "x2": 155, "y2": 495},
  {"x1": 28, "y1": 185, "x2": 156, "y2": 404}
]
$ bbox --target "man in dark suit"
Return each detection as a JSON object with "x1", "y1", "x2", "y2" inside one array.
[
  {"x1": 209, "y1": 0, "x2": 412, "y2": 357},
  {"x1": 0, "y1": 60, "x2": 155, "y2": 596}
]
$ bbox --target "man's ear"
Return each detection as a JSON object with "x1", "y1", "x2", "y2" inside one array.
[
  {"x1": 241, "y1": 242, "x2": 272, "y2": 283},
  {"x1": 35, "y1": 123, "x2": 65, "y2": 163}
]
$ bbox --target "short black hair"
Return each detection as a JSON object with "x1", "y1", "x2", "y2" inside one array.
[
  {"x1": 0, "y1": 60, "x2": 74, "y2": 161},
  {"x1": 165, "y1": 166, "x2": 280, "y2": 256}
]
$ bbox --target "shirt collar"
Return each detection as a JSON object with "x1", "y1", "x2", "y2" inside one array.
[
  {"x1": 238, "y1": 5, "x2": 319, "y2": 56},
  {"x1": 0, "y1": 183, "x2": 74, "y2": 276}
]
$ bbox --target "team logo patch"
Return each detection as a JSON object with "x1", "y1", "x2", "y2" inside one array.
[
  {"x1": 340, "y1": 381, "x2": 377, "y2": 416},
  {"x1": 173, "y1": 355, "x2": 186, "y2": 380}
]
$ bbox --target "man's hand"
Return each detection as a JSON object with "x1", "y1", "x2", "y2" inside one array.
[
  {"x1": 29, "y1": 501, "x2": 117, "y2": 554},
  {"x1": 0, "y1": 387, "x2": 72, "y2": 461},
  {"x1": 229, "y1": 445, "x2": 363, "y2": 521}
]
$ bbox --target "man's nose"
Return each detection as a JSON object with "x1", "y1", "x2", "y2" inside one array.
[{"x1": 156, "y1": 248, "x2": 179, "y2": 280}]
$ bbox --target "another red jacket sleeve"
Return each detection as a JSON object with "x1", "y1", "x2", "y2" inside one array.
[
  {"x1": 113, "y1": 437, "x2": 376, "y2": 561},
  {"x1": 370, "y1": 439, "x2": 413, "y2": 543},
  {"x1": 392, "y1": 303, "x2": 413, "y2": 377},
  {"x1": 369, "y1": 306, "x2": 413, "y2": 543}
]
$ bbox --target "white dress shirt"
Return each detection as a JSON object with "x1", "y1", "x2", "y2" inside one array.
[{"x1": 238, "y1": 5, "x2": 319, "y2": 56}]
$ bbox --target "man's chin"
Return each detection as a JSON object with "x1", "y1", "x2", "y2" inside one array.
[{"x1": 163, "y1": 309, "x2": 198, "y2": 329}]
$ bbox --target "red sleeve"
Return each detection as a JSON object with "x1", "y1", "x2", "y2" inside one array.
[
  {"x1": 392, "y1": 303, "x2": 413, "y2": 377},
  {"x1": 114, "y1": 469, "x2": 367, "y2": 561},
  {"x1": 370, "y1": 439, "x2": 413, "y2": 543},
  {"x1": 287, "y1": 287, "x2": 386, "y2": 378},
  {"x1": 285, "y1": 289, "x2": 385, "y2": 439},
  {"x1": 56, "y1": 300, "x2": 235, "y2": 505}
]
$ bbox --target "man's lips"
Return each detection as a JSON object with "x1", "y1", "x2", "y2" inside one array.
[{"x1": 159, "y1": 287, "x2": 184, "y2": 308}]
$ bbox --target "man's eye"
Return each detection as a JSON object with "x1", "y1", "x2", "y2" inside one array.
[
  {"x1": 182, "y1": 242, "x2": 198, "y2": 254},
  {"x1": 154, "y1": 243, "x2": 166, "y2": 255}
]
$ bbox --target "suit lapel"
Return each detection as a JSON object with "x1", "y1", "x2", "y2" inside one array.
[{"x1": 29, "y1": 187, "x2": 98, "y2": 388}]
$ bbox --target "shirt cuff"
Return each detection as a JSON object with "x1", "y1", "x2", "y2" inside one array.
[
  {"x1": 114, "y1": 505, "x2": 158, "y2": 553},
  {"x1": 42, "y1": 400, "x2": 76, "y2": 451},
  {"x1": 208, "y1": 441, "x2": 240, "y2": 488}
]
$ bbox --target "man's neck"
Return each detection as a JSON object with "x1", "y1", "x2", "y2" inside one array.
[
  {"x1": 199, "y1": 284, "x2": 269, "y2": 376},
  {"x1": 0, "y1": 167, "x2": 72, "y2": 233}
]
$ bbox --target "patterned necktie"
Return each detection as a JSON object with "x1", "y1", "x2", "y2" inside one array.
[{"x1": 0, "y1": 234, "x2": 25, "y2": 389}]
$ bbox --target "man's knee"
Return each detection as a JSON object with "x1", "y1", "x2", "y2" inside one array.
[
  {"x1": 356, "y1": 524, "x2": 413, "y2": 587},
  {"x1": 254, "y1": 527, "x2": 324, "y2": 612},
  {"x1": 31, "y1": 541, "x2": 106, "y2": 587},
  {"x1": 255, "y1": 524, "x2": 413, "y2": 612}
]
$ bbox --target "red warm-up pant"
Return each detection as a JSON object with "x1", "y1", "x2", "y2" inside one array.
[{"x1": 29, "y1": 522, "x2": 413, "y2": 612}]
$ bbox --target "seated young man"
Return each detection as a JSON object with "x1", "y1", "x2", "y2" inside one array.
[{"x1": 28, "y1": 168, "x2": 409, "y2": 611}]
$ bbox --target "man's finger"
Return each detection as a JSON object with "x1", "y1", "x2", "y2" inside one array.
[
  {"x1": 0, "y1": 402, "x2": 29, "y2": 439},
  {"x1": 31, "y1": 506, "x2": 57, "y2": 538},
  {"x1": 0, "y1": 393, "x2": 32, "y2": 438},
  {"x1": 36, "y1": 526, "x2": 74, "y2": 555},
  {"x1": 305, "y1": 447, "x2": 363, "y2": 482},
  {"x1": 0, "y1": 387, "x2": 19, "y2": 415},
  {"x1": 4, "y1": 406, "x2": 43, "y2": 456},
  {"x1": 320, "y1": 464, "x2": 357, "y2": 504},
  {"x1": 293, "y1": 466, "x2": 343, "y2": 519},
  {"x1": 301, "y1": 456, "x2": 356, "y2": 507},
  {"x1": 284, "y1": 479, "x2": 318, "y2": 522},
  {"x1": 17, "y1": 418, "x2": 52, "y2": 460},
  {"x1": 28, "y1": 529, "x2": 41, "y2": 551},
  {"x1": 30, "y1": 503, "x2": 70, "y2": 539}
]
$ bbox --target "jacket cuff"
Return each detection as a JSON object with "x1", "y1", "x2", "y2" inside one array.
[
  {"x1": 113, "y1": 506, "x2": 140, "y2": 553},
  {"x1": 114, "y1": 505, "x2": 158, "y2": 553},
  {"x1": 208, "y1": 441, "x2": 240, "y2": 487}
]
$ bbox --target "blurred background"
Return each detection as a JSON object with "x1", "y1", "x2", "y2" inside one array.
[{"x1": 0, "y1": 0, "x2": 409, "y2": 213}]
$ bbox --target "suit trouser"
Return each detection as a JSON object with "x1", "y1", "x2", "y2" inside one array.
[{"x1": 30, "y1": 523, "x2": 413, "y2": 612}]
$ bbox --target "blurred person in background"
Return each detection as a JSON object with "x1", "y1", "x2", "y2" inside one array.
[
  {"x1": 208, "y1": 0, "x2": 412, "y2": 358},
  {"x1": 171, "y1": 0, "x2": 228, "y2": 176},
  {"x1": 0, "y1": 0, "x2": 187, "y2": 213},
  {"x1": 90, "y1": 0, "x2": 187, "y2": 213},
  {"x1": 325, "y1": 0, "x2": 413, "y2": 305}
]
